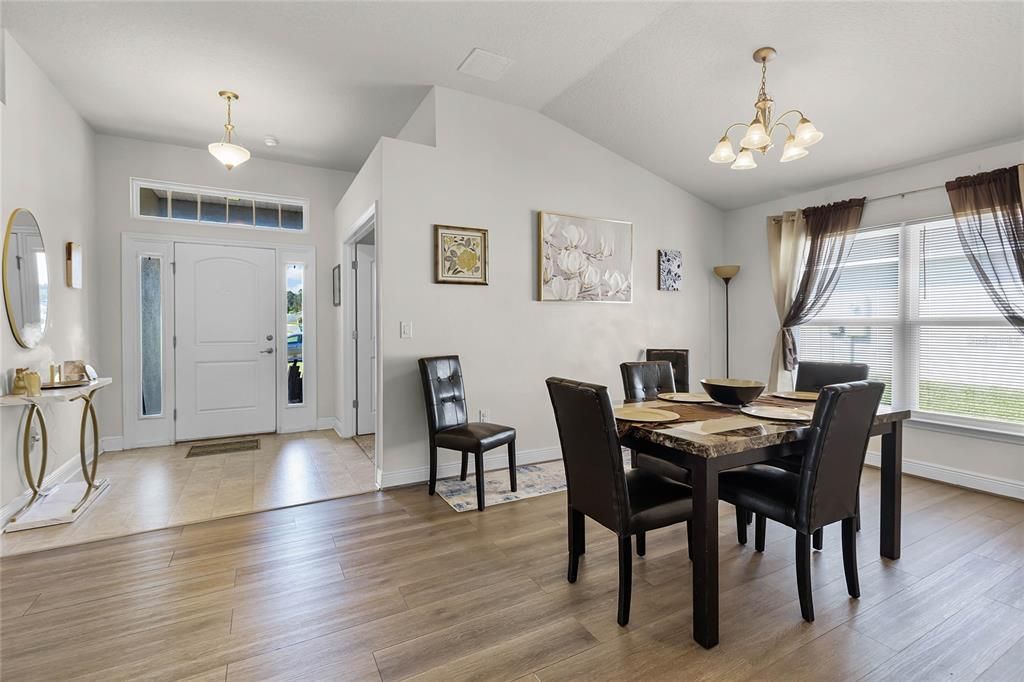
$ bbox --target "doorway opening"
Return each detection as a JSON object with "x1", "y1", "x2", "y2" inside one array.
[{"x1": 344, "y1": 205, "x2": 381, "y2": 484}]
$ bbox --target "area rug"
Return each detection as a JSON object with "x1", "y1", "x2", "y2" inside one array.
[
  {"x1": 353, "y1": 434, "x2": 375, "y2": 460},
  {"x1": 435, "y1": 452, "x2": 632, "y2": 512}
]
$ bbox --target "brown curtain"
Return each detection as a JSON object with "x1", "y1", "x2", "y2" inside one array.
[
  {"x1": 945, "y1": 165, "x2": 1024, "y2": 334},
  {"x1": 780, "y1": 197, "x2": 866, "y2": 369}
]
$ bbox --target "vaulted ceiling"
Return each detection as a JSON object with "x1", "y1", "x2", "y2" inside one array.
[{"x1": 4, "y1": 1, "x2": 1021, "y2": 210}]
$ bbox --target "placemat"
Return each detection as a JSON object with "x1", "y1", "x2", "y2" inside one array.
[
  {"x1": 755, "y1": 394, "x2": 819, "y2": 410},
  {"x1": 647, "y1": 402, "x2": 737, "y2": 423},
  {"x1": 616, "y1": 394, "x2": 816, "y2": 434}
]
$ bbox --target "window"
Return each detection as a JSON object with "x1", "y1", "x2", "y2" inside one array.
[
  {"x1": 140, "y1": 256, "x2": 162, "y2": 417},
  {"x1": 799, "y1": 216, "x2": 1024, "y2": 427},
  {"x1": 132, "y1": 178, "x2": 308, "y2": 232},
  {"x1": 286, "y1": 264, "x2": 304, "y2": 405}
]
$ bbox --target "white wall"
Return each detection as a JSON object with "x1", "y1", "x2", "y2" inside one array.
[
  {"x1": 723, "y1": 139, "x2": 1024, "y2": 497},
  {"x1": 93, "y1": 135, "x2": 354, "y2": 441},
  {"x1": 341, "y1": 87, "x2": 726, "y2": 486},
  {"x1": 1, "y1": 33, "x2": 99, "y2": 508},
  {"x1": 334, "y1": 139, "x2": 382, "y2": 443}
]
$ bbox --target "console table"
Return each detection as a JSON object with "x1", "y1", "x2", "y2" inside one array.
[{"x1": 1, "y1": 378, "x2": 112, "y2": 532}]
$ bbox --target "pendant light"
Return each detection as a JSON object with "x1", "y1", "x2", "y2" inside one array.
[
  {"x1": 208, "y1": 90, "x2": 251, "y2": 171},
  {"x1": 708, "y1": 48, "x2": 823, "y2": 170}
]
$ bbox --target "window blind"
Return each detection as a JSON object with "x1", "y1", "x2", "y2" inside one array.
[
  {"x1": 797, "y1": 325, "x2": 894, "y2": 405},
  {"x1": 917, "y1": 217, "x2": 1003, "y2": 318},
  {"x1": 799, "y1": 215, "x2": 1023, "y2": 427},
  {"x1": 814, "y1": 226, "x2": 900, "y2": 320}
]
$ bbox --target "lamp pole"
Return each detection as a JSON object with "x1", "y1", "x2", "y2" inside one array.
[{"x1": 713, "y1": 265, "x2": 741, "y2": 378}]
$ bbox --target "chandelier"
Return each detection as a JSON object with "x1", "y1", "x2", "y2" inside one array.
[
  {"x1": 709, "y1": 47, "x2": 823, "y2": 170},
  {"x1": 208, "y1": 90, "x2": 251, "y2": 171}
]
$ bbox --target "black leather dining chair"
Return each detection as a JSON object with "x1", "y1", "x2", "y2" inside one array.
[
  {"x1": 620, "y1": 361, "x2": 676, "y2": 402},
  {"x1": 645, "y1": 349, "x2": 690, "y2": 392},
  {"x1": 619, "y1": 361, "x2": 687, "y2": 477},
  {"x1": 719, "y1": 380, "x2": 884, "y2": 622},
  {"x1": 751, "y1": 360, "x2": 873, "y2": 549},
  {"x1": 418, "y1": 356, "x2": 516, "y2": 511},
  {"x1": 795, "y1": 361, "x2": 870, "y2": 392},
  {"x1": 546, "y1": 377, "x2": 694, "y2": 626}
]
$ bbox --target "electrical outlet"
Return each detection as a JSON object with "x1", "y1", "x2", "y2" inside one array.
[
  {"x1": 400, "y1": 321, "x2": 412, "y2": 339},
  {"x1": 479, "y1": 409, "x2": 490, "y2": 423}
]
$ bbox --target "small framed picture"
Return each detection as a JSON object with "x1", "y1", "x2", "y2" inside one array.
[
  {"x1": 434, "y1": 225, "x2": 488, "y2": 285},
  {"x1": 658, "y1": 249, "x2": 682, "y2": 291},
  {"x1": 65, "y1": 242, "x2": 82, "y2": 289},
  {"x1": 332, "y1": 264, "x2": 342, "y2": 306}
]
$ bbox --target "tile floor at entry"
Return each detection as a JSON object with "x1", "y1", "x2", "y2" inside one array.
[{"x1": 0, "y1": 430, "x2": 376, "y2": 557}]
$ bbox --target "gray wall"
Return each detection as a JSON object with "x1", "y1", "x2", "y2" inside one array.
[
  {"x1": 1, "y1": 33, "x2": 99, "y2": 508},
  {"x1": 338, "y1": 87, "x2": 727, "y2": 485}
]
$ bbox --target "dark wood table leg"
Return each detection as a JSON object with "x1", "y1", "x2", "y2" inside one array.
[
  {"x1": 880, "y1": 420, "x2": 903, "y2": 559},
  {"x1": 690, "y1": 458, "x2": 719, "y2": 649}
]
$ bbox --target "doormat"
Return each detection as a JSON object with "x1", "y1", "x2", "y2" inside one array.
[{"x1": 186, "y1": 438, "x2": 261, "y2": 458}]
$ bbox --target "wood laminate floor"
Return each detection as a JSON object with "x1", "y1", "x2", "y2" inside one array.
[
  {"x1": 1, "y1": 468, "x2": 1022, "y2": 681},
  {"x1": 0, "y1": 431, "x2": 376, "y2": 557}
]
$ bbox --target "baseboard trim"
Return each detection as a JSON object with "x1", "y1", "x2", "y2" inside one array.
[
  {"x1": 0, "y1": 449, "x2": 98, "y2": 529},
  {"x1": 316, "y1": 417, "x2": 336, "y2": 431},
  {"x1": 100, "y1": 435, "x2": 123, "y2": 452},
  {"x1": 381, "y1": 446, "x2": 560, "y2": 490},
  {"x1": 864, "y1": 451, "x2": 1024, "y2": 501}
]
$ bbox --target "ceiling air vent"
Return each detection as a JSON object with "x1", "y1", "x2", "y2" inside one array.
[{"x1": 457, "y1": 48, "x2": 514, "y2": 82}]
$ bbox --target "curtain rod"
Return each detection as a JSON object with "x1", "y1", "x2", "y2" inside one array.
[{"x1": 865, "y1": 183, "x2": 945, "y2": 204}]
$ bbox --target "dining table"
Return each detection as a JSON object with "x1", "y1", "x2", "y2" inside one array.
[{"x1": 616, "y1": 393, "x2": 911, "y2": 649}]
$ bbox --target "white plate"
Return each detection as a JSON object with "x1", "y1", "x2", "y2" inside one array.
[
  {"x1": 771, "y1": 391, "x2": 819, "y2": 402},
  {"x1": 740, "y1": 405, "x2": 813, "y2": 422},
  {"x1": 613, "y1": 407, "x2": 679, "y2": 423},
  {"x1": 657, "y1": 392, "x2": 713, "y2": 403}
]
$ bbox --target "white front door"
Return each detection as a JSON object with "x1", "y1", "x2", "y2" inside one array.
[
  {"x1": 355, "y1": 242, "x2": 376, "y2": 435},
  {"x1": 174, "y1": 243, "x2": 277, "y2": 440}
]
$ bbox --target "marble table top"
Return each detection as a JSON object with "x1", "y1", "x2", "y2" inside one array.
[
  {"x1": 0, "y1": 378, "x2": 112, "y2": 407},
  {"x1": 617, "y1": 398, "x2": 910, "y2": 459}
]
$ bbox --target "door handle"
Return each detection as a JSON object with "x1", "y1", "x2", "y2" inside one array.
[{"x1": 259, "y1": 347, "x2": 275, "y2": 354}]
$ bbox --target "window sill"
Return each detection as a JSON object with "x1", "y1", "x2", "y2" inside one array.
[{"x1": 905, "y1": 412, "x2": 1024, "y2": 446}]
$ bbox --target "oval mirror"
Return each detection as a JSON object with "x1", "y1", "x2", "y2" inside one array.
[{"x1": 3, "y1": 209, "x2": 48, "y2": 348}]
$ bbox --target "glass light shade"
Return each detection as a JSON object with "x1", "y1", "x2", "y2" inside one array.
[
  {"x1": 208, "y1": 142, "x2": 251, "y2": 170},
  {"x1": 795, "y1": 117, "x2": 823, "y2": 147},
  {"x1": 779, "y1": 135, "x2": 808, "y2": 163},
  {"x1": 739, "y1": 121, "x2": 770, "y2": 149},
  {"x1": 713, "y1": 264, "x2": 740, "y2": 280},
  {"x1": 708, "y1": 136, "x2": 736, "y2": 163},
  {"x1": 730, "y1": 148, "x2": 757, "y2": 170}
]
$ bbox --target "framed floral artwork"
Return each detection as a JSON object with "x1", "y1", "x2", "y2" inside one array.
[
  {"x1": 538, "y1": 211, "x2": 633, "y2": 302},
  {"x1": 435, "y1": 225, "x2": 488, "y2": 285},
  {"x1": 658, "y1": 249, "x2": 682, "y2": 291}
]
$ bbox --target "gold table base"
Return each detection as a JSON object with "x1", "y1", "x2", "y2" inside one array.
[{"x1": 6, "y1": 388, "x2": 104, "y2": 526}]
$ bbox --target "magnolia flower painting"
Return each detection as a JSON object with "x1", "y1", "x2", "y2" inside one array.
[{"x1": 539, "y1": 211, "x2": 633, "y2": 302}]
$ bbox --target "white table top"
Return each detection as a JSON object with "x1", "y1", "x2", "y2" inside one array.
[{"x1": 0, "y1": 378, "x2": 112, "y2": 407}]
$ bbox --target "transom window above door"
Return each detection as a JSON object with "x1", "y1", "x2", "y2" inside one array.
[{"x1": 131, "y1": 178, "x2": 308, "y2": 232}]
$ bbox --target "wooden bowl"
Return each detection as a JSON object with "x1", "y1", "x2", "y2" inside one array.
[{"x1": 699, "y1": 378, "x2": 766, "y2": 406}]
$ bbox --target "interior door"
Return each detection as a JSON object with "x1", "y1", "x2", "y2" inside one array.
[
  {"x1": 174, "y1": 242, "x2": 277, "y2": 440},
  {"x1": 355, "y1": 242, "x2": 376, "y2": 435}
]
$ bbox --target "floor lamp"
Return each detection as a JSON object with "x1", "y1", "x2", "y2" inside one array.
[{"x1": 713, "y1": 265, "x2": 741, "y2": 377}]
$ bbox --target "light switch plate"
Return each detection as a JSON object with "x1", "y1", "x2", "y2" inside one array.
[{"x1": 400, "y1": 321, "x2": 412, "y2": 339}]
